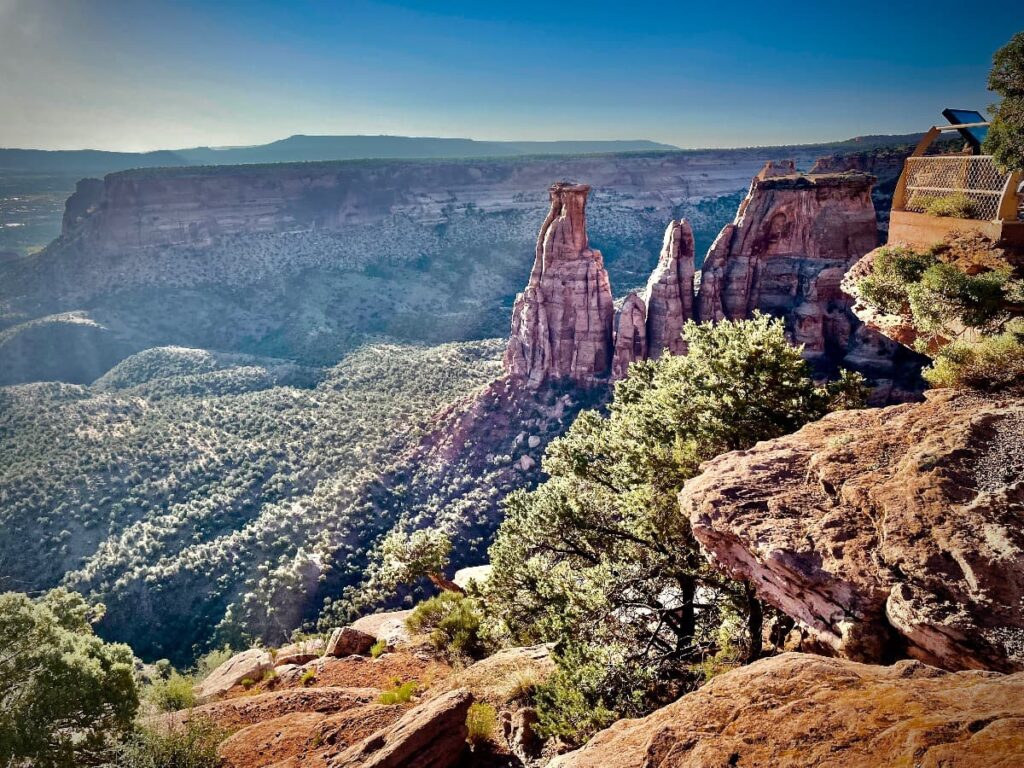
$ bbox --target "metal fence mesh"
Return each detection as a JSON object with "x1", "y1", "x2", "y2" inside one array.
[{"x1": 903, "y1": 156, "x2": 1009, "y2": 220}]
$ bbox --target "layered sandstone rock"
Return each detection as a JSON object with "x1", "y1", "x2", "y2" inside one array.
[
  {"x1": 550, "y1": 653, "x2": 1024, "y2": 768},
  {"x1": 611, "y1": 293, "x2": 647, "y2": 380},
  {"x1": 504, "y1": 183, "x2": 615, "y2": 388},
  {"x1": 330, "y1": 689, "x2": 473, "y2": 768},
  {"x1": 696, "y1": 167, "x2": 881, "y2": 366},
  {"x1": 642, "y1": 219, "x2": 695, "y2": 359},
  {"x1": 681, "y1": 389, "x2": 1024, "y2": 671}
]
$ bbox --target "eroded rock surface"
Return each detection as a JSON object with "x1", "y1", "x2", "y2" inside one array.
[
  {"x1": 642, "y1": 219, "x2": 695, "y2": 359},
  {"x1": 504, "y1": 183, "x2": 614, "y2": 387},
  {"x1": 681, "y1": 389, "x2": 1024, "y2": 671},
  {"x1": 195, "y1": 647, "x2": 273, "y2": 701},
  {"x1": 329, "y1": 689, "x2": 473, "y2": 768},
  {"x1": 550, "y1": 653, "x2": 1024, "y2": 768},
  {"x1": 696, "y1": 167, "x2": 886, "y2": 369},
  {"x1": 611, "y1": 293, "x2": 647, "y2": 380}
]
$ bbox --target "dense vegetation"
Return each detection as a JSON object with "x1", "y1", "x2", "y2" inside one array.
[
  {"x1": 984, "y1": 31, "x2": 1024, "y2": 172},
  {"x1": 0, "y1": 340, "x2": 505, "y2": 664},
  {"x1": 856, "y1": 233, "x2": 1024, "y2": 390},
  {"x1": 485, "y1": 315, "x2": 867, "y2": 741}
]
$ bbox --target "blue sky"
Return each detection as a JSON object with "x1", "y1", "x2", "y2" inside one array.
[{"x1": 1, "y1": 0, "x2": 1020, "y2": 151}]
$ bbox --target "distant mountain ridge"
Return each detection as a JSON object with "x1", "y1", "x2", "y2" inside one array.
[
  {"x1": 0, "y1": 135, "x2": 679, "y2": 174},
  {"x1": 0, "y1": 132, "x2": 933, "y2": 176}
]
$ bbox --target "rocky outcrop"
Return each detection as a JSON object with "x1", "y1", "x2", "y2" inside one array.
[
  {"x1": 326, "y1": 626, "x2": 377, "y2": 657},
  {"x1": 611, "y1": 293, "x2": 647, "y2": 380},
  {"x1": 504, "y1": 183, "x2": 615, "y2": 387},
  {"x1": 330, "y1": 689, "x2": 473, "y2": 768},
  {"x1": 681, "y1": 389, "x2": 1024, "y2": 671},
  {"x1": 642, "y1": 219, "x2": 695, "y2": 359},
  {"x1": 549, "y1": 653, "x2": 1024, "y2": 768},
  {"x1": 696, "y1": 167, "x2": 881, "y2": 366},
  {"x1": 195, "y1": 647, "x2": 273, "y2": 701},
  {"x1": 274, "y1": 638, "x2": 324, "y2": 667},
  {"x1": 348, "y1": 610, "x2": 413, "y2": 648}
]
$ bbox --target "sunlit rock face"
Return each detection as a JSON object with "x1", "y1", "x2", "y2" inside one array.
[
  {"x1": 504, "y1": 183, "x2": 614, "y2": 388},
  {"x1": 696, "y1": 167, "x2": 879, "y2": 365},
  {"x1": 681, "y1": 389, "x2": 1024, "y2": 672},
  {"x1": 643, "y1": 219, "x2": 695, "y2": 359}
]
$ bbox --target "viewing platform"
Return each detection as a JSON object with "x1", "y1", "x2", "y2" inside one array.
[{"x1": 889, "y1": 120, "x2": 1024, "y2": 249}]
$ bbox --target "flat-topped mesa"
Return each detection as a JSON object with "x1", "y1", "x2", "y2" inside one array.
[
  {"x1": 696, "y1": 162, "x2": 879, "y2": 362},
  {"x1": 643, "y1": 219, "x2": 696, "y2": 360},
  {"x1": 504, "y1": 183, "x2": 614, "y2": 388}
]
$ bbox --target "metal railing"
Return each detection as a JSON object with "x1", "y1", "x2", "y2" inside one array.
[{"x1": 902, "y1": 156, "x2": 1009, "y2": 221}]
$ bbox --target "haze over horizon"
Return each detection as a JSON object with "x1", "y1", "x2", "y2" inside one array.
[{"x1": 4, "y1": 0, "x2": 1022, "y2": 154}]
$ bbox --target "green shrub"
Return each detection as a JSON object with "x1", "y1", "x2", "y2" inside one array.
[
  {"x1": 114, "y1": 719, "x2": 224, "y2": 768},
  {"x1": 856, "y1": 241, "x2": 1022, "y2": 348},
  {"x1": 466, "y1": 702, "x2": 497, "y2": 746},
  {"x1": 911, "y1": 192, "x2": 978, "y2": 218},
  {"x1": 923, "y1": 322, "x2": 1024, "y2": 390},
  {"x1": 0, "y1": 589, "x2": 138, "y2": 767},
  {"x1": 370, "y1": 639, "x2": 387, "y2": 658},
  {"x1": 406, "y1": 592, "x2": 490, "y2": 660},
  {"x1": 147, "y1": 671, "x2": 197, "y2": 712},
  {"x1": 487, "y1": 316, "x2": 865, "y2": 744},
  {"x1": 983, "y1": 32, "x2": 1024, "y2": 172},
  {"x1": 240, "y1": 677, "x2": 255, "y2": 690},
  {"x1": 857, "y1": 246, "x2": 937, "y2": 315},
  {"x1": 379, "y1": 679, "x2": 419, "y2": 705},
  {"x1": 299, "y1": 668, "x2": 317, "y2": 687}
]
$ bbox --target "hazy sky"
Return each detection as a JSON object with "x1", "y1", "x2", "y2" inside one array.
[{"x1": 2, "y1": 0, "x2": 1021, "y2": 152}]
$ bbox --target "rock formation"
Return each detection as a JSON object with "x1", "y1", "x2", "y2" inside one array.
[
  {"x1": 549, "y1": 653, "x2": 1024, "y2": 768},
  {"x1": 326, "y1": 626, "x2": 376, "y2": 657},
  {"x1": 611, "y1": 293, "x2": 647, "y2": 380},
  {"x1": 330, "y1": 689, "x2": 473, "y2": 768},
  {"x1": 642, "y1": 219, "x2": 695, "y2": 359},
  {"x1": 504, "y1": 183, "x2": 615, "y2": 387},
  {"x1": 195, "y1": 647, "x2": 274, "y2": 701},
  {"x1": 696, "y1": 167, "x2": 881, "y2": 366},
  {"x1": 681, "y1": 389, "x2": 1024, "y2": 671}
]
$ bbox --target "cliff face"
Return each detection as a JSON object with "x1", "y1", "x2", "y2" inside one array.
[
  {"x1": 504, "y1": 184, "x2": 615, "y2": 388},
  {"x1": 696, "y1": 170, "x2": 879, "y2": 364}
]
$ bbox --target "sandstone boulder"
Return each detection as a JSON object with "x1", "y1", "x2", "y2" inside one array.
[
  {"x1": 195, "y1": 647, "x2": 273, "y2": 701},
  {"x1": 165, "y1": 686, "x2": 381, "y2": 731},
  {"x1": 275, "y1": 638, "x2": 325, "y2": 667},
  {"x1": 349, "y1": 610, "x2": 413, "y2": 648},
  {"x1": 327, "y1": 627, "x2": 377, "y2": 658},
  {"x1": 550, "y1": 653, "x2": 1024, "y2": 768},
  {"x1": 681, "y1": 389, "x2": 1024, "y2": 671},
  {"x1": 329, "y1": 689, "x2": 473, "y2": 768},
  {"x1": 504, "y1": 182, "x2": 614, "y2": 387}
]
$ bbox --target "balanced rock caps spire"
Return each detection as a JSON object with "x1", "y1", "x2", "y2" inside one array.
[{"x1": 504, "y1": 183, "x2": 615, "y2": 388}]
